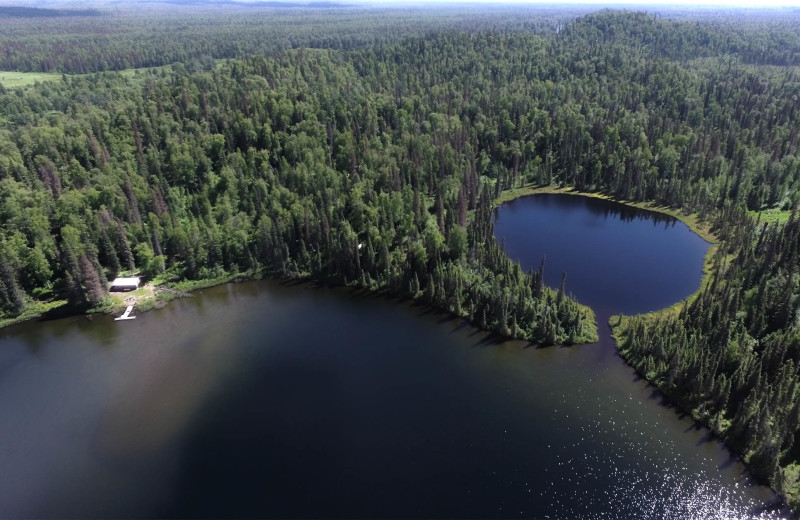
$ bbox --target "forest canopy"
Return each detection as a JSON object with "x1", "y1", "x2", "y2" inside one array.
[{"x1": 1, "y1": 5, "x2": 800, "y2": 511}]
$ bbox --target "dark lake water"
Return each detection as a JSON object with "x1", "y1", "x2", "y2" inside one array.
[
  {"x1": 493, "y1": 193, "x2": 712, "y2": 318},
  {"x1": 0, "y1": 194, "x2": 791, "y2": 519}
]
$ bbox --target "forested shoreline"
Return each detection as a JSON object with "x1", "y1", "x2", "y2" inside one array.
[{"x1": 2, "y1": 5, "x2": 800, "y2": 512}]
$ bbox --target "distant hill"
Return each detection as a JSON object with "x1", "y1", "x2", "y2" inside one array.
[
  {"x1": 0, "y1": 6, "x2": 101, "y2": 17},
  {"x1": 153, "y1": 0, "x2": 349, "y2": 7}
]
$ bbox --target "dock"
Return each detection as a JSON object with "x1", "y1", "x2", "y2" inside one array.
[{"x1": 115, "y1": 305, "x2": 136, "y2": 321}]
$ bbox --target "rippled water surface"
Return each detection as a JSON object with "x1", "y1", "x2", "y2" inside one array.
[{"x1": 0, "y1": 194, "x2": 792, "y2": 518}]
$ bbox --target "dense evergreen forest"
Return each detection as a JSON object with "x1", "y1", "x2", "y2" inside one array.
[
  {"x1": 2, "y1": 4, "x2": 800, "y2": 511},
  {"x1": 0, "y1": 5, "x2": 581, "y2": 73}
]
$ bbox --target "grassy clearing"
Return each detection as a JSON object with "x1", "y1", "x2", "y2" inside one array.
[
  {"x1": 101, "y1": 282, "x2": 159, "y2": 315},
  {"x1": 0, "y1": 63, "x2": 175, "y2": 89},
  {"x1": 750, "y1": 208, "x2": 793, "y2": 226},
  {"x1": 0, "y1": 71, "x2": 62, "y2": 88},
  {"x1": 116, "y1": 65, "x2": 172, "y2": 80},
  {"x1": 0, "y1": 67, "x2": 163, "y2": 90}
]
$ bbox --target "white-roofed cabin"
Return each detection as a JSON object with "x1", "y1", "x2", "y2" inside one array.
[{"x1": 110, "y1": 277, "x2": 141, "y2": 292}]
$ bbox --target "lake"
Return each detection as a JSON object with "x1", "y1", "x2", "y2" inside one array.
[
  {"x1": 493, "y1": 193, "x2": 712, "y2": 317},
  {"x1": 0, "y1": 194, "x2": 791, "y2": 518}
]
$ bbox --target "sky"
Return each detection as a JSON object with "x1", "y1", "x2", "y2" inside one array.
[
  {"x1": 6, "y1": 0, "x2": 800, "y2": 7},
  {"x1": 357, "y1": 0, "x2": 800, "y2": 5}
]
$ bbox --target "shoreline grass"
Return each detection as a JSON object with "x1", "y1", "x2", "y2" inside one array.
[{"x1": 0, "y1": 299, "x2": 69, "y2": 330}]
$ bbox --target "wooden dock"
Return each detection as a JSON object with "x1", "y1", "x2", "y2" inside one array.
[{"x1": 115, "y1": 305, "x2": 136, "y2": 321}]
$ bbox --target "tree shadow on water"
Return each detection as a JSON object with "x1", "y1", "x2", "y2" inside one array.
[
  {"x1": 695, "y1": 430, "x2": 714, "y2": 447},
  {"x1": 447, "y1": 319, "x2": 471, "y2": 334},
  {"x1": 343, "y1": 286, "x2": 374, "y2": 300},
  {"x1": 717, "y1": 454, "x2": 738, "y2": 471},
  {"x1": 414, "y1": 305, "x2": 437, "y2": 317},
  {"x1": 471, "y1": 331, "x2": 505, "y2": 348},
  {"x1": 523, "y1": 341, "x2": 561, "y2": 349},
  {"x1": 279, "y1": 277, "x2": 309, "y2": 288},
  {"x1": 466, "y1": 327, "x2": 483, "y2": 338},
  {"x1": 647, "y1": 388, "x2": 675, "y2": 408},
  {"x1": 437, "y1": 315, "x2": 458, "y2": 325},
  {"x1": 683, "y1": 423, "x2": 703, "y2": 434},
  {"x1": 39, "y1": 302, "x2": 82, "y2": 322}
]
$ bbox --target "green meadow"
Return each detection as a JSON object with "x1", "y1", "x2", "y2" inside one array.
[{"x1": 0, "y1": 71, "x2": 62, "y2": 88}]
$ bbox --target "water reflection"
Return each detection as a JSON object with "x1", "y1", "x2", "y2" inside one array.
[
  {"x1": 0, "y1": 214, "x2": 793, "y2": 519},
  {"x1": 492, "y1": 194, "x2": 792, "y2": 518}
]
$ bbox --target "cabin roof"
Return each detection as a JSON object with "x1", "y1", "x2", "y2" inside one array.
[{"x1": 111, "y1": 277, "x2": 141, "y2": 287}]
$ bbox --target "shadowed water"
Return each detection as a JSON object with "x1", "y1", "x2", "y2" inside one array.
[{"x1": 0, "y1": 195, "x2": 792, "y2": 518}]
